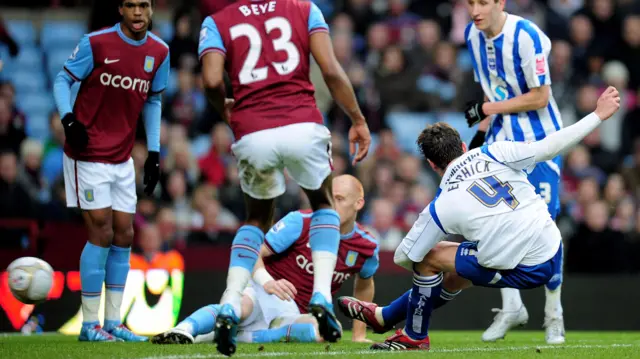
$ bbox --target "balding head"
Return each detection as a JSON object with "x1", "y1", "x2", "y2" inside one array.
[{"x1": 332, "y1": 175, "x2": 365, "y2": 227}]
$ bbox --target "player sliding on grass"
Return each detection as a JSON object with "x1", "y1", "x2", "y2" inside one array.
[
  {"x1": 338, "y1": 87, "x2": 620, "y2": 351},
  {"x1": 462, "y1": 0, "x2": 565, "y2": 343},
  {"x1": 152, "y1": 175, "x2": 378, "y2": 345},
  {"x1": 199, "y1": 0, "x2": 370, "y2": 355},
  {"x1": 53, "y1": 0, "x2": 168, "y2": 342}
]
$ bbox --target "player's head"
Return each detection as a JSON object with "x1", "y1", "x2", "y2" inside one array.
[
  {"x1": 417, "y1": 122, "x2": 467, "y2": 174},
  {"x1": 332, "y1": 175, "x2": 365, "y2": 226},
  {"x1": 465, "y1": 0, "x2": 506, "y2": 32},
  {"x1": 119, "y1": 0, "x2": 154, "y2": 35}
]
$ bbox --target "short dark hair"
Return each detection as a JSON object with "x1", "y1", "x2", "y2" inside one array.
[{"x1": 416, "y1": 122, "x2": 464, "y2": 170}]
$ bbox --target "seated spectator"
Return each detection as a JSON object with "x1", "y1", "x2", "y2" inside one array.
[
  {"x1": 17, "y1": 139, "x2": 46, "y2": 202},
  {"x1": 365, "y1": 198, "x2": 403, "y2": 251},
  {"x1": 0, "y1": 151, "x2": 38, "y2": 248},
  {"x1": 198, "y1": 123, "x2": 233, "y2": 187},
  {"x1": 41, "y1": 112, "x2": 65, "y2": 187},
  {"x1": 130, "y1": 223, "x2": 184, "y2": 272},
  {"x1": 0, "y1": 96, "x2": 26, "y2": 155}
]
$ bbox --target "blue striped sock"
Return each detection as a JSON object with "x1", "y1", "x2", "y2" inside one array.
[
  {"x1": 405, "y1": 272, "x2": 443, "y2": 340},
  {"x1": 181, "y1": 304, "x2": 220, "y2": 336},
  {"x1": 229, "y1": 225, "x2": 264, "y2": 272},
  {"x1": 104, "y1": 245, "x2": 131, "y2": 329},
  {"x1": 382, "y1": 289, "x2": 410, "y2": 326},
  {"x1": 80, "y1": 242, "x2": 109, "y2": 327}
]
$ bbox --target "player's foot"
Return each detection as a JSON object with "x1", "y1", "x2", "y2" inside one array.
[
  {"x1": 106, "y1": 324, "x2": 149, "y2": 342},
  {"x1": 544, "y1": 316, "x2": 565, "y2": 344},
  {"x1": 370, "y1": 329, "x2": 430, "y2": 351},
  {"x1": 337, "y1": 296, "x2": 392, "y2": 334},
  {"x1": 78, "y1": 325, "x2": 124, "y2": 342},
  {"x1": 308, "y1": 292, "x2": 342, "y2": 343},
  {"x1": 214, "y1": 304, "x2": 239, "y2": 356},
  {"x1": 481, "y1": 306, "x2": 529, "y2": 342},
  {"x1": 151, "y1": 328, "x2": 194, "y2": 345}
]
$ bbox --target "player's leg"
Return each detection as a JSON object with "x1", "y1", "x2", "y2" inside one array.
[
  {"x1": 371, "y1": 242, "x2": 468, "y2": 350},
  {"x1": 63, "y1": 155, "x2": 120, "y2": 342},
  {"x1": 541, "y1": 159, "x2": 565, "y2": 344},
  {"x1": 102, "y1": 158, "x2": 146, "y2": 341},
  {"x1": 284, "y1": 124, "x2": 341, "y2": 342},
  {"x1": 338, "y1": 261, "x2": 464, "y2": 334},
  {"x1": 242, "y1": 315, "x2": 320, "y2": 344}
]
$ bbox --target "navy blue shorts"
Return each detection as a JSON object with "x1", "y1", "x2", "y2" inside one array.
[
  {"x1": 527, "y1": 156, "x2": 562, "y2": 220},
  {"x1": 455, "y1": 241, "x2": 563, "y2": 290}
]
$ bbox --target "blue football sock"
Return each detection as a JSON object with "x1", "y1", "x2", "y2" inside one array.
[
  {"x1": 308, "y1": 209, "x2": 340, "y2": 300},
  {"x1": 229, "y1": 225, "x2": 264, "y2": 272},
  {"x1": 104, "y1": 245, "x2": 131, "y2": 330},
  {"x1": 180, "y1": 304, "x2": 220, "y2": 336},
  {"x1": 80, "y1": 242, "x2": 110, "y2": 327},
  {"x1": 251, "y1": 323, "x2": 317, "y2": 343},
  {"x1": 433, "y1": 288, "x2": 461, "y2": 309},
  {"x1": 381, "y1": 289, "x2": 410, "y2": 326},
  {"x1": 405, "y1": 272, "x2": 443, "y2": 340}
]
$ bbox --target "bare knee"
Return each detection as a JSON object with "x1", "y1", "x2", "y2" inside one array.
[
  {"x1": 240, "y1": 294, "x2": 254, "y2": 322},
  {"x1": 304, "y1": 175, "x2": 333, "y2": 211},
  {"x1": 415, "y1": 242, "x2": 459, "y2": 275},
  {"x1": 113, "y1": 225, "x2": 134, "y2": 247},
  {"x1": 87, "y1": 215, "x2": 113, "y2": 247}
]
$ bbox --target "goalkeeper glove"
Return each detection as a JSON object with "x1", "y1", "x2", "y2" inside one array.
[
  {"x1": 464, "y1": 101, "x2": 487, "y2": 127},
  {"x1": 61, "y1": 113, "x2": 88, "y2": 151},
  {"x1": 143, "y1": 151, "x2": 160, "y2": 196}
]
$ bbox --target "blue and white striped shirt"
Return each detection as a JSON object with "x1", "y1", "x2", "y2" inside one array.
[{"x1": 465, "y1": 13, "x2": 563, "y2": 144}]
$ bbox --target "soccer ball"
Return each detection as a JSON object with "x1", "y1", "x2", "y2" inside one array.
[{"x1": 7, "y1": 257, "x2": 54, "y2": 304}]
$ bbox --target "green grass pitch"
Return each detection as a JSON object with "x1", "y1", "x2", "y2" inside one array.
[{"x1": 1, "y1": 331, "x2": 640, "y2": 359}]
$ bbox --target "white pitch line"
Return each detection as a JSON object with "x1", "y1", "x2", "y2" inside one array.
[{"x1": 136, "y1": 343, "x2": 638, "y2": 359}]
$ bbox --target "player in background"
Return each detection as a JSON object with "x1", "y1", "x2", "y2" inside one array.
[
  {"x1": 199, "y1": 0, "x2": 370, "y2": 355},
  {"x1": 52, "y1": 0, "x2": 169, "y2": 342},
  {"x1": 462, "y1": 0, "x2": 565, "y2": 344},
  {"x1": 152, "y1": 175, "x2": 378, "y2": 345},
  {"x1": 352, "y1": 88, "x2": 619, "y2": 351}
]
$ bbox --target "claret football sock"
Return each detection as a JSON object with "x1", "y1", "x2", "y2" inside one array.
[
  {"x1": 405, "y1": 272, "x2": 443, "y2": 340},
  {"x1": 104, "y1": 245, "x2": 131, "y2": 330},
  {"x1": 80, "y1": 242, "x2": 110, "y2": 327},
  {"x1": 221, "y1": 225, "x2": 264, "y2": 317},
  {"x1": 309, "y1": 209, "x2": 340, "y2": 301}
]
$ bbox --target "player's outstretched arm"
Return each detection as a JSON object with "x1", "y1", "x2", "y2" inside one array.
[
  {"x1": 528, "y1": 86, "x2": 620, "y2": 163},
  {"x1": 310, "y1": 32, "x2": 370, "y2": 164},
  {"x1": 493, "y1": 87, "x2": 621, "y2": 171},
  {"x1": 352, "y1": 275, "x2": 375, "y2": 343}
]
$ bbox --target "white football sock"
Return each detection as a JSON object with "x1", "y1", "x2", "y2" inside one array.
[
  {"x1": 104, "y1": 289, "x2": 123, "y2": 323},
  {"x1": 501, "y1": 288, "x2": 524, "y2": 312},
  {"x1": 375, "y1": 307, "x2": 385, "y2": 326},
  {"x1": 176, "y1": 320, "x2": 194, "y2": 334},
  {"x1": 220, "y1": 267, "x2": 250, "y2": 318},
  {"x1": 311, "y1": 251, "x2": 337, "y2": 302},
  {"x1": 544, "y1": 286, "x2": 563, "y2": 318},
  {"x1": 82, "y1": 295, "x2": 102, "y2": 325}
]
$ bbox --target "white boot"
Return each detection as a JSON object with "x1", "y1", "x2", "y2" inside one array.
[
  {"x1": 544, "y1": 316, "x2": 565, "y2": 344},
  {"x1": 481, "y1": 306, "x2": 529, "y2": 342}
]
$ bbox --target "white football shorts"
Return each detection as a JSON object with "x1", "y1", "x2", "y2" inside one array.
[
  {"x1": 240, "y1": 280, "x2": 301, "y2": 332},
  {"x1": 231, "y1": 122, "x2": 333, "y2": 199},
  {"x1": 63, "y1": 153, "x2": 137, "y2": 213}
]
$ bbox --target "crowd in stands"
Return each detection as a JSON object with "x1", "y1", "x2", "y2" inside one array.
[{"x1": 1, "y1": 0, "x2": 640, "y2": 273}]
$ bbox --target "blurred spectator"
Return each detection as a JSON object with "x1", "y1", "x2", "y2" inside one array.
[
  {"x1": 0, "y1": 16, "x2": 19, "y2": 57},
  {"x1": 385, "y1": 0, "x2": 421, "y2": 49},
  {"x1": 375, "y1": 128, "x2": 401, "y2": 162},
  {"x1": 568, "y1": 176, "x2": 601, "y2": 222},
  {"x1": 131, "y1": 223, "x2": 184, "y2": 271},
  {"x1": 569, "y1": 15, "x2": 595, "y2": 82},
  {"x1": 619, "y1": 15, "x2": 640, "y2": 89},
  {"x1": 582, "y1": 128, "x2": 617, "y2": 174},
  {"x1": 598, "y1": 61, "x2": 633, "y2": 153},
  {"x1": 374, "y1": 46, "x2": 426, "y2": 116},
  {"x1": 0, "y1": 151, "x2": 38, "y2": 247},
  {"x1": 166, "y1": 70, "x2": 206, "y2": 134},
  {"x1": 621, "y1": 139, "x2": 640, "y2": 198},
  {"x1": 198, "y1": 123, "x2": 233, "y2": 187},
  {"x1": 41, "y1": 112, "x2": 65, "y2": 187},
  {"x1": 0, "y1": 82, "x2": 26, "y2": 127},
  {"x1": 0, "y1": 96, "x2": 26, "y2": 155},
  {"x1": 17, "y1": 139, "x2": 46, "y2": 202},
  {"x1": 366, "y1": 198, "x2": 403, "y2": 251},
  {"x1": 342, "y1": 0, "x2": 379, "y2": 36},
  {"x1": 169, "y1": 8, "x2": 198, "y2": 71},
  {"x1": 506, "y1": 0, "x2": 546, "y2": 32},
  {"x1": 156, "y1": 206, "x2": 182, "y2": 250},
  {"x1": 163, "y1": 140, "x2": 200, "y2": 188},
  {"x1": 187, "y1": 199, "x2": 237, "y2": 245}
]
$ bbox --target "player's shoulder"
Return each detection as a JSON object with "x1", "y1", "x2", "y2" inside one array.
[
  {"x1": 464, "y1": 21, "x2": 476, "y2": 40},
  {"x1": 87, "y1": 24, "x2": 119, "y2": 39},
  {"x1": 147, "y1": 32, "x2": 170, "y2": 58},
  {"x1": 354, "y1": 224, "x2": 379, "y2": 248},
  {"x1": 510, "y1": 14, "x2": 547, "y2": 40}
]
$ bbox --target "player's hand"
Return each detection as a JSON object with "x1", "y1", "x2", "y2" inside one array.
[
  {"x1": 594, "y1": 86, "x2": 621, "y2": 121},
  {"x1": 223, "y1": 98, "x2": 235, "y2": 124},
  {"x1": 143, "y1": 151, "x2": 160, "y2": 196},
  {"x1": 348, "y1": 121, "x2": 371, "y2": 165},
  {"x1": 61, "y1": 113, "x2": 88, "y2": 151},
  {"x1": 264, "y1": 279, "x2": 297, "y2": 302},
  {"x1": 464, "y1": 101, "x2": 488, "y2": 127}
]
